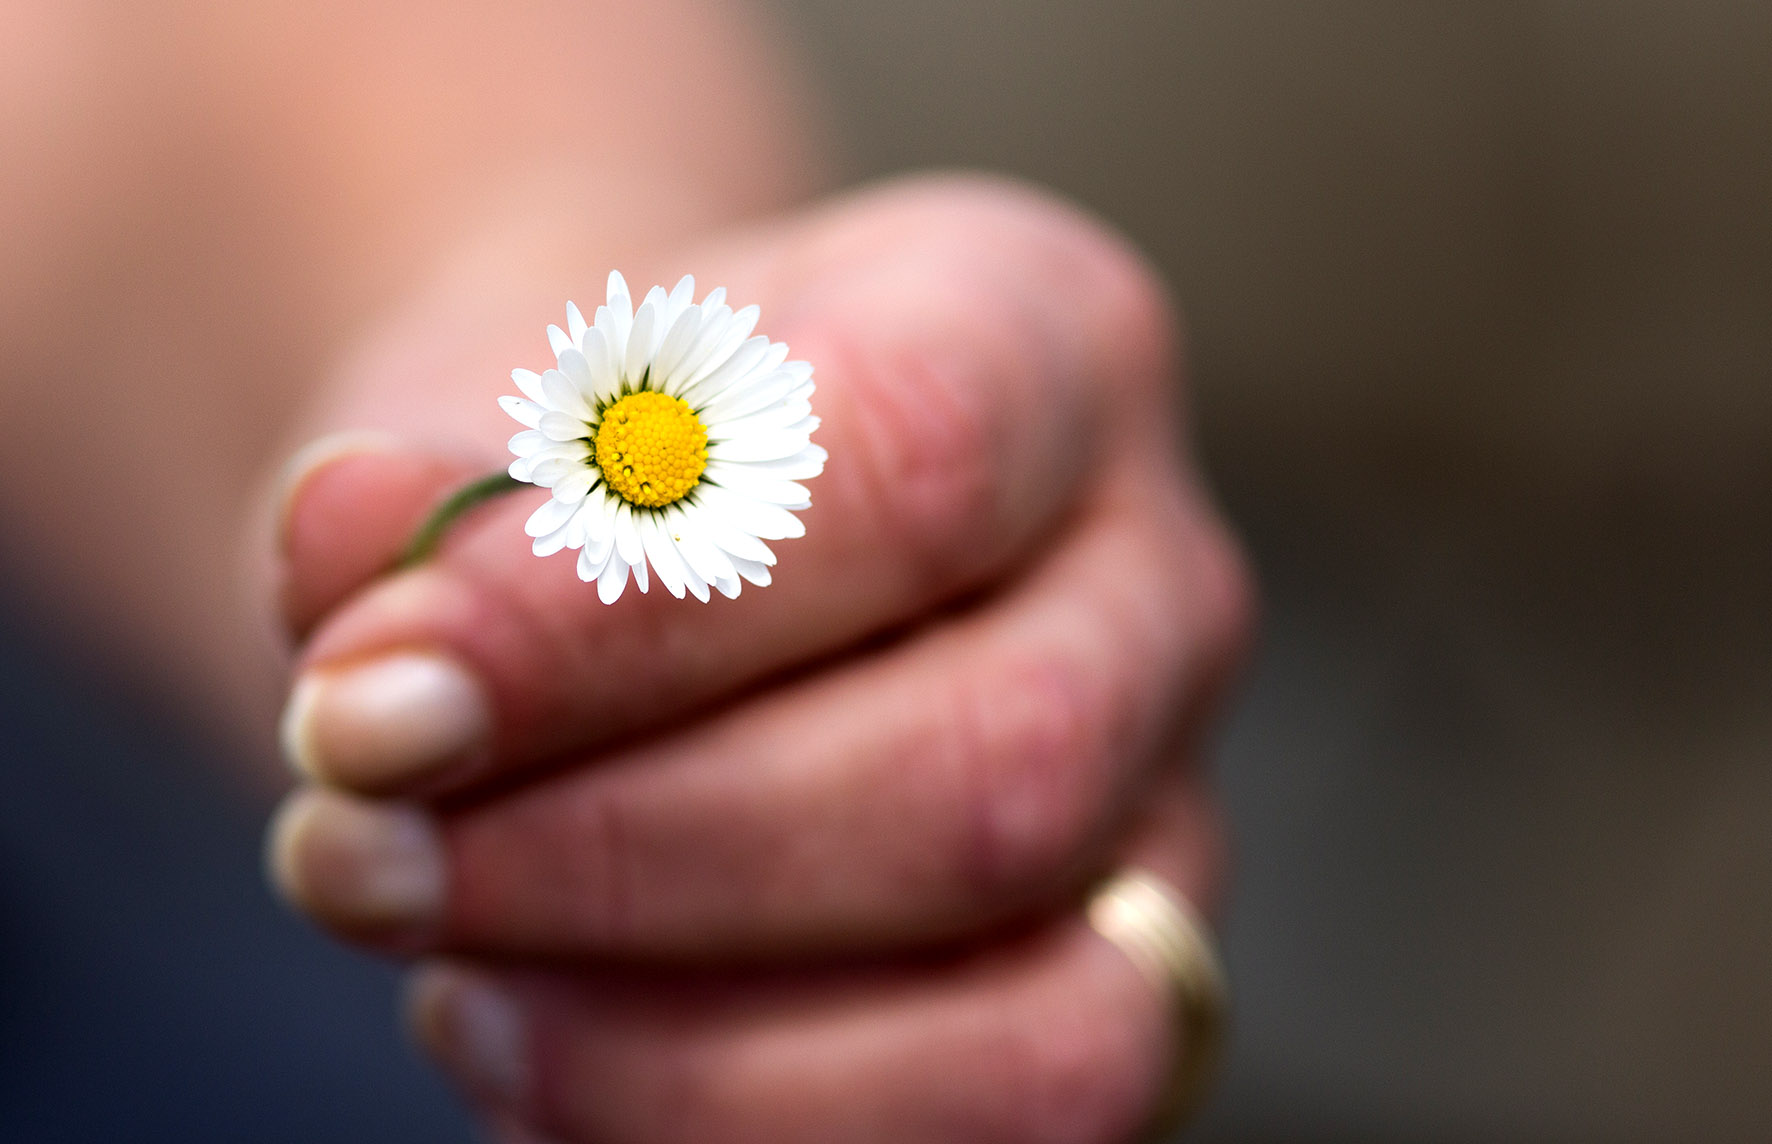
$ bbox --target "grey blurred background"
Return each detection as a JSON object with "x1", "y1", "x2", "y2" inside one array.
[{"x1": 772, "y1": 1, "x2": 1771, "y2": 1140}]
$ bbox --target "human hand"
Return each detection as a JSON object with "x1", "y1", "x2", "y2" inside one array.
[{"x1": 267, "y1": 175, "x2": 1253, "y2": 1142}]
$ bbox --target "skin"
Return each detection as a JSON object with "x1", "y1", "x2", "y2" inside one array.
[{"x1": 4, "y1": 2, "x2": 1253, "y2": 1140}]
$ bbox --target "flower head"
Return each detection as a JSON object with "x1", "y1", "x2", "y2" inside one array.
[{"x1": 501, "y1": 272, "x2": 823, "y2": 602}]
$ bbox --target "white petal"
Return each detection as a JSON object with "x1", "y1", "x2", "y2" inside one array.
[
  {"x1": 671, "y1": 304, "x2": 733, "y2": 386},
  {"x1": 528, "y1": 456, "x2": 581, "y2": 486},
  {"x1": 512, "y1": 368, "x2": 548, "y2": 403},
  {"x1": 680, "y1": 558, "x2": 710, "y2": 602},
  {"x1": 524, "y1": 442, "x2": 590, "y2": 466},
  {"x1": 651, "y1": 305, "x2": 703, "y2": 391},
  {"x1": 708, "y1": 431, "x2": 817, "y2": 464},
  {"x1": 629, "y1": 541, "x2": 650, "y2": 593},
  {"x1": 507, "y1": 429, "x2": 550, "y2": 456},
  {"x1": 718, "y1": 446, "x2": 825, "y2": 481},
  {"x1": 539, "y1": 496, "x2": 596, "y2": 555},
  {"x1": 579, "y1": 327, "x2": 620, "y2": 403},
  {"x1": 541, "y1": 368, "x2": 593, "y2": 419},
  {"x1": 680, "y1": 335, "x2": 773, "y2": 407},
  {"x1": 698, "y1": 372, "x2": 800, "y2": 425},
  {"x1": 580, "y1": 492, "x2": 617, "y2": 565},
  {"x1": 555, "y1": 347, "x2": 599, "y2": 406},
  {"x1": 668, "y1": 505, "x2": 737, "y2": 588},
  {"x1": 728, "y1": 303, "x2": 761, "y2": 338},
  {"x1": 696, "y1": 483, "x2": 806, "y2": 540},
  {"x1": 698, "y1": 509, "x2": 777, "y2": 565},
  {"x1": 539, "y1": 410, "x2": 589, "y2": 442},
  {"x1": 728, "y1": 555, "x2": 773, "y2": 588},
  {"x1": 550, "y1": 466, "x2": 594, "y2": 503},
  {"x1": 705, "y1": 462, "x2": 811, "y2": 507},
  {"x1": 614, "y1": 501, "x2": 644, "y2": 566},
  {"x1": 624, "y1": 301, "x2": 657, "y2": 385},
  {"x1": 577, "y1": 541, "x2": 611, "y2": 581},
  {"x1": 712, "y1": 572, "x2": 742, "y2": 599},
  {"x1": 526, "y1": 496, "x2": 578, "y2": 537},
  {"x1": 756, "y1": 340, "x2": 792, "y2": 375},
  {"x1": 703, "y1": 397, "x2": 812, "y2": 439},
  {"x1": 636, "y1": 287, "x2": 670, "y2": 363},
  {"x1": 601, "y1": 272, "x2": 634, "y2": 364},
  {"x1": 680, "y1": 304, "x2": 759, "y2": 390},
  {"x1": 597, "y1": 551, "x2": 630, "y2": 601},
  {"x1": 533, "y1": 522, "x2": 573, "y2": 557},
  {"x1": 640, "y1": 512, "x2": 688, "y2": 599},
  {"x1": 566, "y1": 301, "x2": 589, "y2": 343},
  {"x1": 664, "y1": 275, "x2": 696, "y2": 327},
  {"x1": 697, "y1": 341, "x2": 792, "y2": 410},
  {"x1": 547, "y1": 324, "x2": 572, "y2": 356},
  {"x1": 701, "y1": 286, "x2": 726, "y2": 310},
  {"x1": 499, "y1": 396, "x2": 544, "y2": 429}
]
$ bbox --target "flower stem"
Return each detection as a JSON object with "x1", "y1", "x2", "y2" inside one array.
[{"x1": 399, "y1": 471, "x2": 525, "y2": 568}]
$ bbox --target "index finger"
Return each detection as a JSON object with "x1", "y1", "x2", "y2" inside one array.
[{"x1": 279, "y1": 177, "x2": 1184, "y2": 796}]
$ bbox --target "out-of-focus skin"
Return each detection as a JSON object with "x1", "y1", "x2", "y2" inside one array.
[
  {"x1": 2, "y1": 2, "x2": 1254, "y2": 1140},
  {"x1": 0, "y1": 0, "x2": 820, "y2": 745}
]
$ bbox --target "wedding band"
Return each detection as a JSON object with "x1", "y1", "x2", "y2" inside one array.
[{"x1": 1086, "y1": 867, "x2": 1228, "y2": 1137}]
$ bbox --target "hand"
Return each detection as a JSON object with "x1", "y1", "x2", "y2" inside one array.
[{"x1": 267, "y1": 174, "x2": 1253, "y2": 1142}]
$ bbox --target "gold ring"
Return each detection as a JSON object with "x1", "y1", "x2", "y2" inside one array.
[{"x1": 1086, "y1": 867, "x2": 1228, "y2": 1137}]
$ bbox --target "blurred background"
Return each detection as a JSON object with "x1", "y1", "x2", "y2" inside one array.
[
  {"x1": 3, "y1": 1, "x2": 1767, "y2": 1141},
  {"x1": 773, "y1": 2, "x2": 1772, "y2": 1138}
]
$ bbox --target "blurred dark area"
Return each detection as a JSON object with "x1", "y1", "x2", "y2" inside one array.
[
  {"x1": 0, "y1": 565, "x2": 472, "y2": 1143},
  {"x1": 3, "y1": 1, "x2": 1767, "y2": 1141},
  {"x1": 777, "y1": 0, "x2": 1771, "y2": 1140}
]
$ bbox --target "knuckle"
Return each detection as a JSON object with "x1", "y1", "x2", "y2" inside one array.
[
  {"x1": 455, "y1": 783, "x2": 642, "y2": 954},
  {"x1": 819, "y1": 315, "x2": 1000, "y2": 586},
  {"x1": 940, "y1": 652, "x2": 1113, "y2": 899},
  {"x1": 561, "y1": 791, "x2": 642, "y2": 951},
  {"x1": 880, "y1": 173, "x2": 1185, "y2": 396}
]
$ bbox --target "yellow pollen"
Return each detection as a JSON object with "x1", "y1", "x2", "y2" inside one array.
[{"x1": 594, "y1": 391, "x2": 708, "y2": 508}]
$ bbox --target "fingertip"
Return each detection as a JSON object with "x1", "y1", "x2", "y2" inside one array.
[
  {"x1": 277, "y1": 441, "x2": 480, "y2": 639},
  {"x1": 280, "y1": 649, "x2": 494, "y2": 791},
  {"x1": 273, "y1": 431, "x2": 403, "y2": 551},
  {"x1": 265, "y1": 785, "x2": 447, "y2": 942},
  {"x1": 405, "y1": 960, "x2": 531, "y2": 1107}
]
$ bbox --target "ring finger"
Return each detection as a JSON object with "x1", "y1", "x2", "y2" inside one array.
[{"x1": 406, "y1": 790, "x2": 1219, "y2": 1144}]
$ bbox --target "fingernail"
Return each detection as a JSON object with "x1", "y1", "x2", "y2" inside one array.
[
  {"x1": 266, "y1": 787, "x2": 446, "y2": 939},
  {"x1": 281, "y1": 650, "x2": 492, "y2": 789},
  {"x1": 274, "y1": 430, "x2": 401, "y2": 549},
  {"x1": 407, "y1": 962, "x2": 530, "y2": 1105}
]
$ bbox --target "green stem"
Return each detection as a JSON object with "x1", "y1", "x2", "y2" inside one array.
[{"x1": 399, "y1": 471, "x2": 526, "y2": 567}]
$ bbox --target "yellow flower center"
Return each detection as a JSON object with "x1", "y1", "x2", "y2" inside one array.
[{"x1": 594, "y1": 391, "x2": 709, "y2": 508}]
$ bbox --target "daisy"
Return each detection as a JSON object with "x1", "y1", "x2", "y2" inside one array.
[{"x1": 500, "y1": 271, "x2": 824, "y2": 603}]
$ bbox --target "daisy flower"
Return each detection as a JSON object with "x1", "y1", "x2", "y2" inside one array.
[{"x1": 500, "y1": 272, "x2": 823, "y2": 603}]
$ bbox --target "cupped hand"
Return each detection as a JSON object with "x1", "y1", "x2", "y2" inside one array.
[{"x1": 265, "y1": 175, "x2": 1252, "y2": 1143}]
